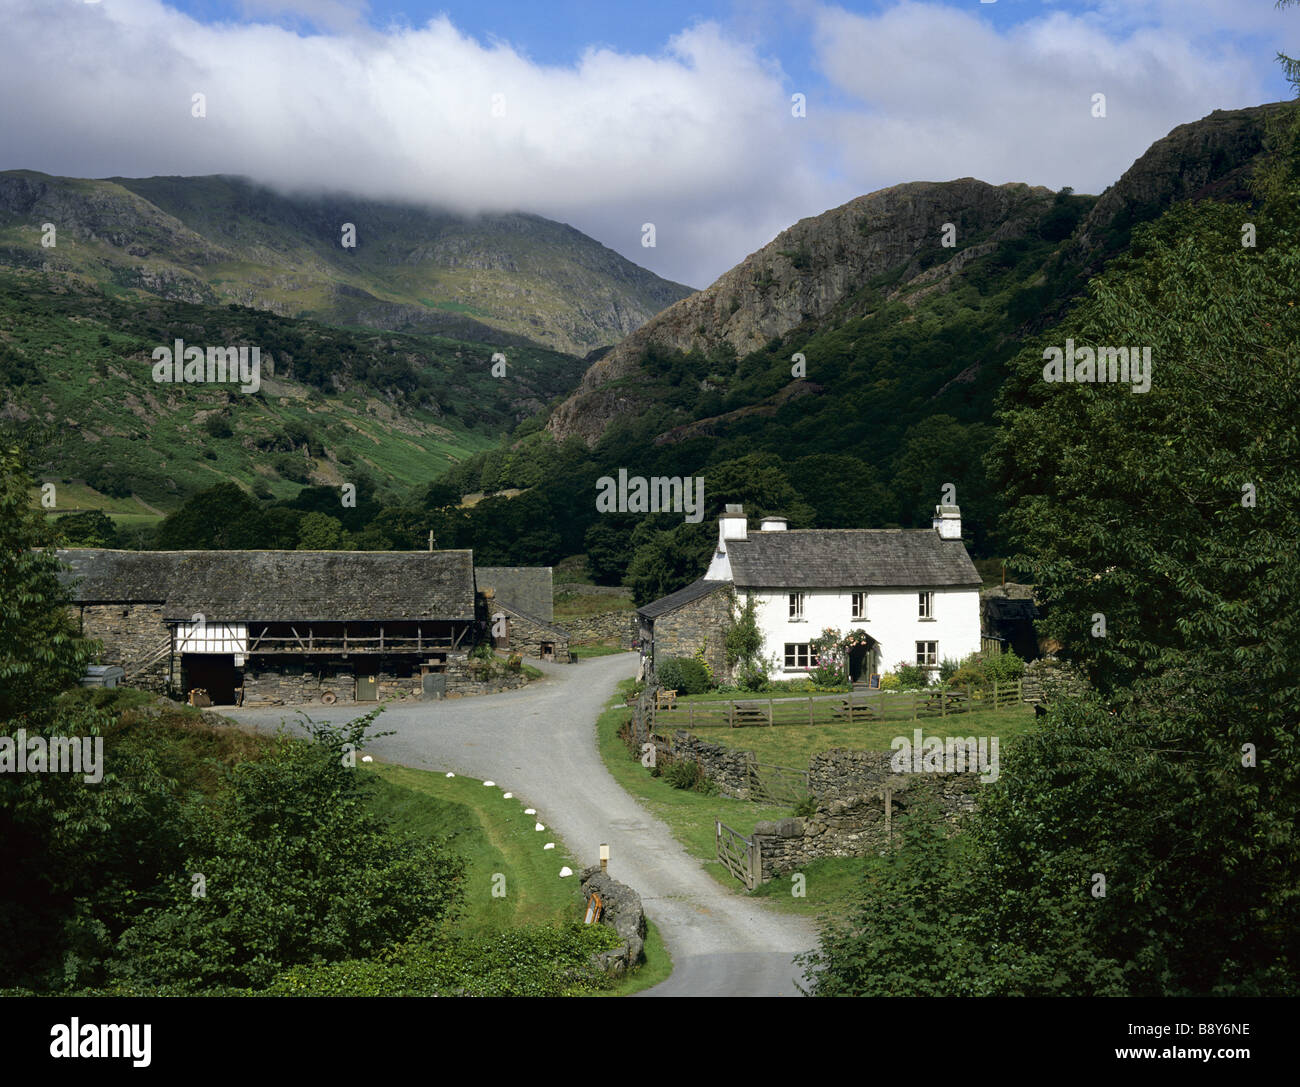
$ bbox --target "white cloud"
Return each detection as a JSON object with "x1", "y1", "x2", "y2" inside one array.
[
  {"x1": 0, "y1": 0, "x2": 1290, "y2": 289},
  {"x1": 811, "y1": 2, "x2": 1279, "y2": 195}
]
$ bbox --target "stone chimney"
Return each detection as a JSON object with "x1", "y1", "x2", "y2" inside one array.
[
  {"x1": 719, "y1": 504, "x2": 747, "y2": 546},
  {"x1": 933, "y1": 504, "x2": 962, "y2": 540},
  {"x1": 759, "y1": 516, "x2": 787, "y2": 532}
]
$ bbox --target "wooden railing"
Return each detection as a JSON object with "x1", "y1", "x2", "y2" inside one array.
[{"x1": 652, "y1": 681, "x2": 1022, "y2": 730}]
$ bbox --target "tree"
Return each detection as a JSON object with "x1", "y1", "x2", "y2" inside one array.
[
  {"x1": 296, "y1": 512, "x2": 346, "y2": 550},
  {"x1": 0, "y1": 448, "x2": 98, "y2": 721},
  {"x1": 155, "y1": 483, "x2": 274, "y2": 550},
  {"x1": 52, "y1": 510, "x2": 120, "y2": 548},
  {"x1": 111, "y1": 711, "x2": 465, "y2": 992}
]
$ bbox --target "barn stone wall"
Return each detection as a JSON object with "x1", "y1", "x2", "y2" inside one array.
[
  {"x1": 74, "y1": 603, "x2": 173, "y2": 693},
  {"x1": 650, "y1": 589, "x2": 732, "y2": 682},
  {"x1": 499, "y1": 611, "x2": 571, "y2": 660}
]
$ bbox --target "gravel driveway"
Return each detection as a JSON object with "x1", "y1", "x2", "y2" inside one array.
[{"x1": 221, "y1": 653, "x2": 817, "y2": 996}]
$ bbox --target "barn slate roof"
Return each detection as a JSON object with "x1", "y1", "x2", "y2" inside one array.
[
  {"x1": 56, "y1": 549, "x2": 477, "y2": 622},
  {"x1": 475, "y1": 566, "x2": 554, "y2": 623},
  {"x1": 726, "y1": 530, "x2": 980, "y2": 589},
  {"x1": 636, "y1": 578, "x2": 730, "y2": 619}
]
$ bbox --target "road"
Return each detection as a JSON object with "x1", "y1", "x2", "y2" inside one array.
[{"x1": 221, "y1": 653, "x2": 817, "y2": 996}]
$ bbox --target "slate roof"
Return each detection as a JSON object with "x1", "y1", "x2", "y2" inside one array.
[
  {"x1": 475, "y1": 566, "x2": 553, "y2": 623},
  {"x1": 726, "y1": 530, "x2": 980, "y2": 589},
  {"x1": 56, "y1": 549, "x2": 477, "y2": 622},
  {"x1": 636, "y1": 578, "x2": 730, "y2": 619}
]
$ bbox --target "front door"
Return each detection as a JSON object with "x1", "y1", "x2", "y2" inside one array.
[{"x1": 848, "y1": 644, "x2": 868, "y2": 682}]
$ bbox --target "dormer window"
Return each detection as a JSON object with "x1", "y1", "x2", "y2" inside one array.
[
  {"x1": 919, "y1": 591, "x2": 934, "y2": 620},
  {"x1": 851, "y1": 592, "x2": 866, "y2": 620},
  {"x1": 789, "y1": 593, "x2": 805, "y2": 621}
]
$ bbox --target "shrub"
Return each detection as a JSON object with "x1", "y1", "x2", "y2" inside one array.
[
  {"x1": 982, "y1": 649, "x2": 1025, "y2": 685},
  {"x1": 938, "y1": 657, "x2": 963, "y2": 684},
  {"x1": 656, "y1": 656, "x2": 709, "y2": 696},
  {"x1": 738, "y1": 660, "x2": 769, "y2": 692},
  {"x1": 204, "y1": 414, "x2": 233, "y2": 439},
  {"x1": 893, "y1": 661, "x2": 932, "y2": 689},
  {"x1": 663, "y1": 758, "x2": 706, "y2": 791},
  {"x1": 947, "y1": 665, "x2": 987, "y2": 691},
  {"x1": 879, "y1": 673, "x2": 900, "y2": 691}
]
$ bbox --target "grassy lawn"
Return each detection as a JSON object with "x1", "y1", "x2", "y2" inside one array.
[
  {"x1": 364, "y1": 761, "x2": 669, "y2": 995},
  {"x1": 597, "y1": 686, "x2": 881, "y2": 919},
  {"x1": 554, "y1": 592, "x2": 636, "y2": 618},
  {"x1": 677, "y1": 703, "x2": 1038, "y2": 768}
]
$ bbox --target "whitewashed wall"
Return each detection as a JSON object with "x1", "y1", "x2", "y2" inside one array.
[{"x1": 746, "y1": 587, "x2": 980, "y2": 677}]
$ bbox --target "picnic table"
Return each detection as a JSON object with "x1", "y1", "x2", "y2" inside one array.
[
  {"x1": 921, "y1": 689, "x2": 971, "y2": 714},
  {"x1": 730, "y1": 701, "x2": 770, "y2": 727},
  {"x1": 829, "y1": 696, "x2": 878, "y2": 721}
]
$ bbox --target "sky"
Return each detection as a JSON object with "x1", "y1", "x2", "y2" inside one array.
[{"x1": 2, "y1": 0, "x2": 1297, "y2": 288}]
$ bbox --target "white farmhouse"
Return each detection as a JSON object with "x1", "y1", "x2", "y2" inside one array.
[{"x1": 637, "y1": 504, "x2": 982, "y2": 684}]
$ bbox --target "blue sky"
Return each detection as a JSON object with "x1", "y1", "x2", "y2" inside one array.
[{"x1": 3, "y1": 0, "x2": 1297, "y2": 286}]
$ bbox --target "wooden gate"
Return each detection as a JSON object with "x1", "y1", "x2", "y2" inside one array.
[
  {"x1": 747, "y1": 757, "x2": 810, "y2": 805},
  {"x1": 716, "y1": 820, "x2": 759, "y2": 890}
]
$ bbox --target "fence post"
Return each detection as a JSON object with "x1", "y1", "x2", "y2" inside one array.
[
  {"x1": 689, "y1": 703, "x2": 694, "y2": 729},
  {"x1": 768, "y1": 697, "x2": 773, "y2": 727},
  {"x1": 942, "y1": 687, "x2": 947, "y2": 717},
  {"x1": 808, "y1": 696, "x2": 813, "y2": 727},
  {"x1": 885, "y1": 787, "x2": 892, "y2": 845},
  {"x1": 994, "y1": 678, "x2": 998, "y2": 707}
]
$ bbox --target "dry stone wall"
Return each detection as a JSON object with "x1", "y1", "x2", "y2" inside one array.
[
  {"x1": 579, "y1": 865, "x2": 646, "y2": 977},
  {"x1": 562, "y1": 610, "x2": 638, "y2": 646},
  {"x1": 1022, "y1": 656, "x2": 1088, "y2": 705}
]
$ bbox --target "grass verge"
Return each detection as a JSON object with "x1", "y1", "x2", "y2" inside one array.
[{"x1": 364, "y1": 760, "x2": 671, "y2": 992}]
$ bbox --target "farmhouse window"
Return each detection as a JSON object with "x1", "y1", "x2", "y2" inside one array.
[
  {"x1": 851, "y1": 592, "x2": 866, "y2": 620},
  {"x1": 784, "y1": 643, "x2": 810, "y2": 669},
  {"x1": 788, "y1": 593, "x2": 805, "y2": 621},
  {"x1": 916, "y1": 641, "x2": 937, "y2": 667},
  {"x1": 919, "y1": 591, "x2": 934, "y2": 619}
]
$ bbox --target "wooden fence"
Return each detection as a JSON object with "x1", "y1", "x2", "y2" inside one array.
[
  {"x1": 715, "y1": 819, "x2": 759, "y2": 890},
  {"x1": 652, "y1": 680, "x2": 1022, "y2": 731}
]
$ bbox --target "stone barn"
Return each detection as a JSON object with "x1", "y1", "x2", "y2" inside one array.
[
  {"x1": 58, "y1": 548, "x2": 487, "y2": 706},
  {"x1": 636, "y1": 579, "x2": 733, "y2": 681},
  {"x1": 474, "y1": 565, "x2": 571, "y2": 660}
]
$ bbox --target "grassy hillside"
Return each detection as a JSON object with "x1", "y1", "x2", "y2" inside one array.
[{"x1": 0, "y1": 266, "x2": 585, "y2": 512}]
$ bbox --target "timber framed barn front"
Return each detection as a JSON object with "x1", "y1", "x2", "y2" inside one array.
[{"x1": 58, "y1": 549, "x2": 486, "y2": 706}]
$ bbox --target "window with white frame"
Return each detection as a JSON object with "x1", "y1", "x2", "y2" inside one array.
[
  {"x1": 918, "y1": 590, "x2": 934, "y2": 619},
  {"x1": 784, "y1": 643, "x2": 810, "y2": 669},
  {"x1": 916, "y1": 641, "x2": 937, "y2": 667},
  {"x1": 788, "y1": 593, "x2": 805, "y2": 621},
  {"x1": 851, "y1": 592, "x2": 866, "y2": 620}
]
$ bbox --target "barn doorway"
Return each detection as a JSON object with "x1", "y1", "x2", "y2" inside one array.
[{"x1": 183, "y1": 654, "x2": 238, "y2": 705}]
